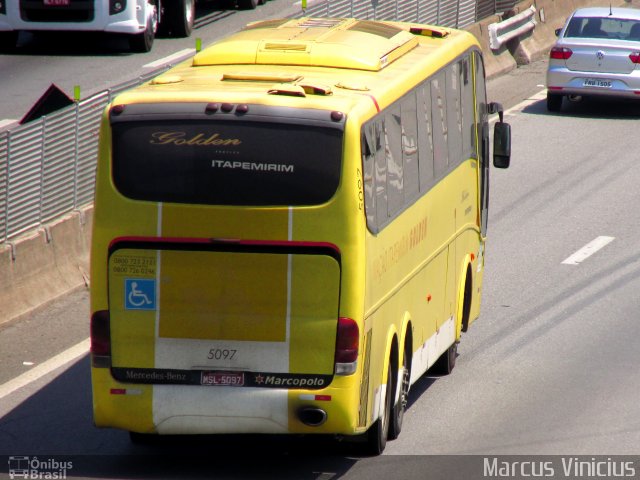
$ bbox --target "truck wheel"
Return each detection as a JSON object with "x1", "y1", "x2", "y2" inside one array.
[
  {"x1": 162, "y1": 0, "x2": 195, "y2": 37},
  {"x1": 129, "y1": 7, "x2": 156, "y2": 53},
  {"x1": 237, "y1": 0, "x2": 257, "y2": 10}
]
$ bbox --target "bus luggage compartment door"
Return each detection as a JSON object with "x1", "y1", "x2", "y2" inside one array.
[{"x1": 107, "y1": 244, "x2": 340, "y2": 383}]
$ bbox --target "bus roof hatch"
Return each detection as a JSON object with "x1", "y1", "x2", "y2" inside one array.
[{"x1": 192, "y1": 18, "x2": 419, "y2": 71}]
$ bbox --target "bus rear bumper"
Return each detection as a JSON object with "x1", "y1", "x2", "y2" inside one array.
[{"x1": 92, "y1": 370, "x2": 360, "y2": 436}]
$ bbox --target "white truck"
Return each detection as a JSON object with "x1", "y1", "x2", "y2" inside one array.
[{"x1": 0, "y1": 0, "x2": 264, "y2": 53}]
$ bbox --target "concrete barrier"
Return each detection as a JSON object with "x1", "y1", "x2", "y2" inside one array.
[
  {"x1": 496, "y1": 0, "x2": 639, "y2": 67},
  {"x1": 467, "y1": 15, "x2": 518, "y2": 79},
  {"x1": 0, "y1": 206, "x2": 91, "y2": 327}
]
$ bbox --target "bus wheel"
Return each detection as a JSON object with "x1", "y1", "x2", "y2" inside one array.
[
  {"x1": 129, "y1": 431, "x2": 156, "y2": 444},
  {"x1": 430, "y1": 342, "x2": 457, "y2": 375},
  {"x1": 365, "y1": 359, "x2": 393, "y2": 455},
  {"x1": 389, "y1": 346, "x2": 410, "y2": 440}
]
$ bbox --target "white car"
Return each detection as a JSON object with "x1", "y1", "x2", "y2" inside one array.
[
  {"x1": 546, "y1": 7, "x2": 640, "y2": 111},
  {"x1": 0, "y1": 0, "x2": 195, "y2": 53}
]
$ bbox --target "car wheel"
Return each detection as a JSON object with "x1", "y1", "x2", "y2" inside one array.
[
  {"x1": 546, "y1": 93, "x2": 563, "y2": 112},
  {"x1": 0, "y1": 31, "x2": 19, "y2": 52},
  {"x1": 162, "y1": 0, "x2": 195, "y2": 38}
]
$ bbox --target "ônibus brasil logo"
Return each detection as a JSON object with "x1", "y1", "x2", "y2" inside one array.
[{"x1": 8, "y1": 456, "x2": 73, "y2": 479}]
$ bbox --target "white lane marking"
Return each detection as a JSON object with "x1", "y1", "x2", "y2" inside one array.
[
  {"x1": 562, "y1": 236, "x2": 615, "y2": 265},
  {"x1": 143, "y1": 49, "x2": 196, "y2": 68},
  {"x1": 490, "y1": 88, "x2": 547, "y2": 124},
  {"x1": 0, "y1": 338, "x2": 90, "y2": 401}
]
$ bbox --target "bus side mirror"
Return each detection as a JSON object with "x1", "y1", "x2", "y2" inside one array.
[{"x1": 493, "y1": 121, "x2": 511, "y2": 169}]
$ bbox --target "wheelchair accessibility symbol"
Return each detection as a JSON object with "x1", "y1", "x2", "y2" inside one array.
[{"x1": 125, "y1": 279, "x2": 156, "y2": 310}]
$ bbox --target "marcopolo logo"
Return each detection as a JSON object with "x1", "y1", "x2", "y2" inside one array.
[{"x1": 8, "y1": 456, "x2": 73, "y2": 479}]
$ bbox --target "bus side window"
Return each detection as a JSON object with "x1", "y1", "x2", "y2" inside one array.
[
  {"x1": 385, "y1": 106, "x2": 404, "y2": 218},
  {"x1": 446, "y1": 61, "x2": 463, "y2": 167},
  {"x1": 401, "y1": 94, "x2": 419, "y2": 203},
  {"x1": 417, "y1": 84, "x2": 435, "y2": 192},
  {"x1": 430, "y1": 73, "x2": 448, "y2": 178},
  {"x1": 363, "y1": 124, "x2": 377, "y2": 232},
  {"x1": 374, "y1": 121, "x2": 388, "y2": 229},
  {"x1": 460, "y1": 56, "x2": 476, "y2": 160}
]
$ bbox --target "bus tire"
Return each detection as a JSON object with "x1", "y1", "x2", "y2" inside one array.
[
  {"x1": 430, "y1": 341, "x2": 457, "y2": 375},
  {"x1": 129, "y1": 431, "x2": 156, "y2": 444},
  {"x1": 389, "y1": 345, "x2": 410, "y2": 440},
  {"x1": 162, "y1": 0, "x2": 195, "y2": 37},
  {"x1": 364, "y1": 359, "x2": 393, "y2": 455}
]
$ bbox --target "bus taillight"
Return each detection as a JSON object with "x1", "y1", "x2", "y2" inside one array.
[
  {"x1": 335, "y1": 317, "x2": 359, "y2": 375},
  {"x1": 90, "y1": 310, "x2": 111, "y2": 368}
]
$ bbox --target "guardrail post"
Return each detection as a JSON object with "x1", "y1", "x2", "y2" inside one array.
[
  {"x1": 73, "y1": 101, "x2": 79, "y2": 209},
  {"x1": 3, "y1": 131, "x2": 10, "y2": 243},
  {"x1": 39, "y1": 116, "x2": 46, "y2": 225}
]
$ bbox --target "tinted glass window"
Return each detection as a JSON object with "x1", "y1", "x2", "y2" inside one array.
[
  {"x1": 446, "y1": 62, "x2": 463, "y2": 166},
  {"x1": 112, "y1": 121, "x2": 343, "y2": 206},
  {"x1": 385, "y1": 107, "x2": 404, "y2": 217},
  {"x1": 401, "y1": 94, "x2": 419, "y2": 202},
  {"x1": 417, "y1": 84, "x2": 435, "y2": 192},
  {"x1": 430, "y1": 72, "x2": 449, "y2": 177},
  {"x1": 565, "y1": 16, "x2": 640, "y2": 40}
]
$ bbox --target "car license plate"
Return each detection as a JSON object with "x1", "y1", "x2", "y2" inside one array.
[
  {"x1": 201, "y1": 371, "x2": 244, "y2": 386},
  {"x1": 44, "y1": 0, "x2": 70, "y2": 5},
  {"x1": 583, "y1": 78, "x2": 612, "y2": 88}
]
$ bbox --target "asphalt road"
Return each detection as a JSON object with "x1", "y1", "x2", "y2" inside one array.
[
  {"x1": 0, "y1": 0, "x2": 302, "y2": 125},
  {"x1": 1, "y1": 10, "x2": 640, "y2": 480}
]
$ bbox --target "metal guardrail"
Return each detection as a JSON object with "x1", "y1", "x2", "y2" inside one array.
[
  {"x1": 0, "y1": 0, "x2": 517, "y2": 244},
  {"x1": 0, "y1": 69, "x2": 167, "y2": 243}
]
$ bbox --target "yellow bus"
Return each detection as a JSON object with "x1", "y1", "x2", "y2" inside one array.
[{"x1": 90, "y1": 16, "x2": 510, "y2": 454}]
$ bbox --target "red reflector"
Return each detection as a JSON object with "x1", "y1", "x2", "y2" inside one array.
[
  {"x1": 548, "y1": 86, "x2": 564, "y2": 91},
  {"x1": 110, "y1": 104, "x2": 125, "y2": 115},
  {"x1": 110, "y1": 389, "x2": 126, "y2": 395},
  {"x1": 335, "y1": 317, "x2": 359, "y2": 364},
  {"x1": 550, "y1": 47, "x2": 572, "y2": 60},
  {"x1": 315, "y1": 395, "x2": 331, "y2": 401},
  {"x1": 90, "y1": 310, "x2": 110, "y2": 356},
  {"x1": 630, "y1": 52, "x2": 640, "y2": 64}
]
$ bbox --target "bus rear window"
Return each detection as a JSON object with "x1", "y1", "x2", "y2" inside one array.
[{"x1": 111, "y1": 120, "x2": 343, "y2": 206}]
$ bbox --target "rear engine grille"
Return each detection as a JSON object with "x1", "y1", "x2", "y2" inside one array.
[{"x1": 20, "y1": 0, "x2": 94, "y2": 22}]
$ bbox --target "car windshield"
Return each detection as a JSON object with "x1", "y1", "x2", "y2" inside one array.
[{"x1": 565, "y1": 16, "x2": 640, "y2": 41}]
